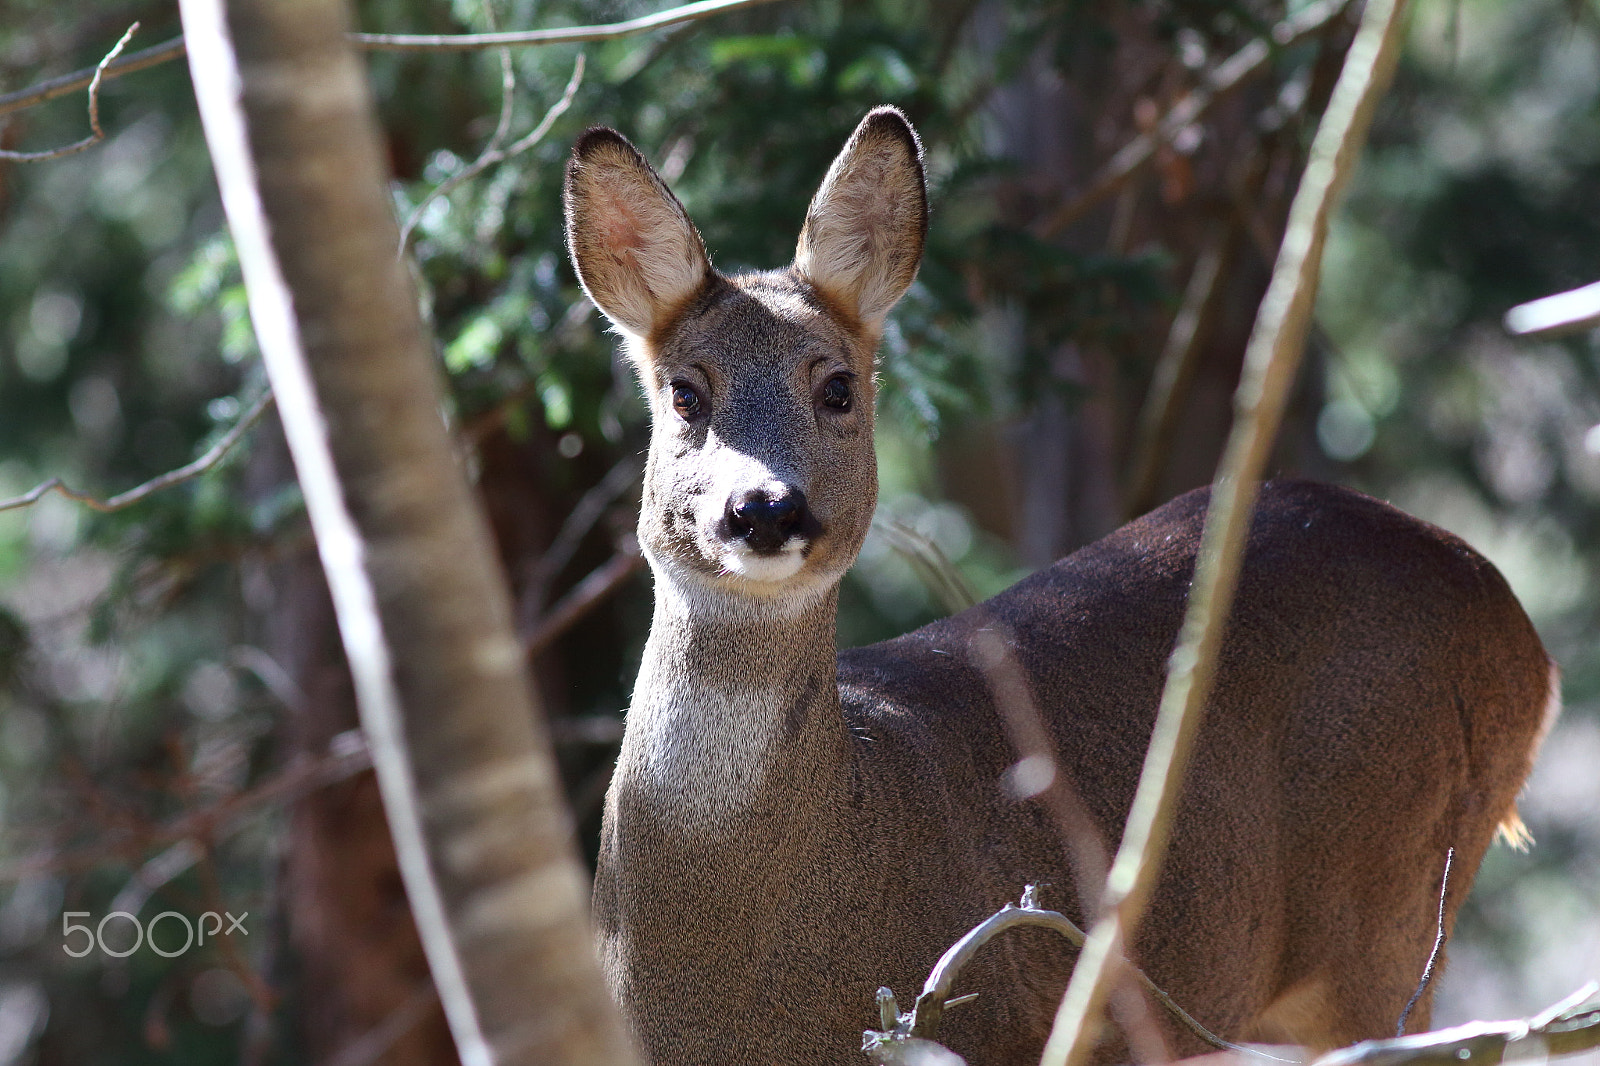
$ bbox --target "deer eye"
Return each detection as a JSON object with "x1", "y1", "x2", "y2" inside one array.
[
  {"x1": 820, "y1": 375, "x2": 853, "y2": 411},
  {"x1": 670, "y1": 382, "x2": 704, "y2": 422}
]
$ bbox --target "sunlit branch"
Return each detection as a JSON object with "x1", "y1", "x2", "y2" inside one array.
[
  {"x1": 0, "y1": 0, "x2": 783, "y2": 120},
  {"x1": 1030, "y1": 0, "x2": 1353, "y2": 239},
  {"x1": 0, "y1": 23, "x2": 139, "y2": 161},
  {"x1": 1505, "y1": 280, "x2": 1600, "y2": 338},
  {"x1": 1038, "y1": 0, "x2": 1411, "y2": 1061},
  {"x1": 400, "y1": 53, "x2": 585, "y2": 252},
  {"x1": 0, "y1": 390, "x2": 274, "y2": 515}
]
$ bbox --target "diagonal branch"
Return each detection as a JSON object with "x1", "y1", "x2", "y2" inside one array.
[
  {"x1": 0, "y1": 23, "x2": 140, "y2": 162},
  {"x1": 1037, "y1": 0, "x2": 1413, "y2": 1062},
  {"x1": 400, "y1": 52, "x2": 585, "y2": 251},
  {"x1": 1505, "y1": 279, "x2": 1600, "y2": 338},
  {"x1": 0, "y1": 0, "x2": 784, "y2": 120},
  {"x1": 1314, "y1": 984, "x2": 1600, "y2": 1066},
  {"x1": 357, "y1": 0, "x2": 781, "y2": 50},
  {"x1": 0, "y1": 390, "x2": 274, "y2": 514},
  {"x1": 0, "y1": 732, "x2": 374, "y2": 883},
  {"x1": 1029, "y1": 0, "x2": 1352, "y2": 240}
]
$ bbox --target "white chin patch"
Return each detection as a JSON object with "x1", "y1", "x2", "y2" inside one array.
[{"x1": 722, "y1": 543, "x2": 806, "y2": 583}]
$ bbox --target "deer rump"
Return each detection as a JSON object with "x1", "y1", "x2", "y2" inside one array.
[{"x1": 825, "y1": 479, "x2": 1549, "y2": 1062}]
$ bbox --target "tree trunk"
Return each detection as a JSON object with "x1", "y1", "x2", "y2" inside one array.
[
  {"x1": 177, "y1": 0, "x2": 640, "y2": 1062},
  {"x1": 243, "y1": 422, "x2": 455, "y2": 1065}
]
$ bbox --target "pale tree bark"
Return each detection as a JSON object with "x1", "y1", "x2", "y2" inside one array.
[{"x1": 175, "y1": 0, "x2": 640, "y2": 1063}]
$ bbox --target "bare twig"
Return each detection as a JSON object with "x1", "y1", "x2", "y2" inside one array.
[
  {"x1": 1038, "y1": 0, "x2": 1411, "y2": 1062},
  {"x1": 865, "y1": 887, "x2": 1297, "y2": 1064},
  {"x1": 1505, "y1": 279, "x2": 1600, "y2": 338},
  {"x1": 484, "y1": 0, "x2": 519, "y2": 150},
  {"x1": 876, "y1": 519, "x2": 980, "y2": 615},
  {"x1": 1315, "y1": 983, "x2": 1600, "y2": 1066},
  {"x1": 969, "y1": 629, "x2": 1106, "y2": 888},
  {"x1": 1395, "y1": 848, "x2": 1454, "y2": 1037},
  {"x1": 0, "y1": 390, "x2": 274, "y2": 514},
  {"x1": 518, "y1": 456, "x2": 642, "y2": 625},
  {"x1": 0, "y1": 0, "x2": 783, "y2": 120},
  {"x1": 548, "y1": 715, "x2": 626, "y2": 746},
  {"x1": 399, "y1": 52, "x2": 585, "y2": 252},
  {"x1": 0, "y1": 732, "x2": 372, "y2": 883},
  {"x1": 969, "y1": 625, "x2": 1169, "y2": 1064},
  {"x1": 356, "y1": 0, "x2": 782, "y2": 51},
  {"x1": 1124, "y1": 222, "x2": 1234, "y2": 519},
  {"x1": 522, "y1": 542, "x2": 646, "y2": 657},
  {"x1": 0, "y1": 34, "x2": 185, "y2": 120},
  {"x1": 1030, "y1": 0, "x2": 1352, "y2": 239},
  {"x1": 195, "y1": 844, "x2": 277, "y2": 1011},
  {"x1": 328, "y1": 985, "x2": 441, "y2": 1066},
  {"x1": 0, "y1": 23, "x2": 139, "y2": 162},
  {"x1": 108, "y1": 839, "x2": 204, "y2": 917}
]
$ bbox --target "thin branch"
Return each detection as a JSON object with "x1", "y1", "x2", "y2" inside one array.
[
  {"x1": 356, "y1": 0, "x2": 783, "y2": 51},
  {"x1": 484, "y1": 0, "x2": 519, "y2": 150},
  {"x1": 0, "y1": 390, "x2": 274, "y2": 514},
  {"x1": 864, "y1": 888, "x2": 1297, "y2": 1064},
  {"x1": 548, "y1": 715, "x2": 625, "y2": 746},
  {"x1": 522, "y1": 542, "x2": 646, "y2": 657},
  {"x1": 518, "y1": 454, "x2": 642, "y2": 628},
  {"x1": 1314, "y1": 984, "x2": 1600, "y2": 1066},
  {"x1": 1029, "y1": 0, "x2": 1352, "y2": 240},
  {"x1": 0, "y1": 34, "x2": 185, "y2": 120},
  {"x1": 0, "y1": 23, "x2": 139, "y2": 162},
  {"x1": 0, "y1": 0, "x2": 783, "y2": 120},
  {"x1": 0, "y1": 732, "x2": 373, "y2": 883},
  {"x1": 399, "y1": 49, "x2": 586, "y2": 251},
  {"x1": 108, "y1": 839, "x2": 203, "y2": 917},
  {"x1": 1395, "y1": 848, "x2": 1454, "y2": 1037},
  {"x1": 1124, "y1": 221, "x2": 1234, "y2": 520},
  {"x1": 970, "y1": 629, "x2": 1107, "y2": 890},
  {"x1": 1038, "y1": 0, "x2": 1411, "y2": 1062},
  {"x1": 328, "y1": 985, "x2": 441, "y2": 1066},
  {"x1": 876, "y1": 519, "x2": 980, "y2": 615},
  {"x1": 195, "y1": 843, "x2": 278, "y2": 1012},
  {"x1": 1505, "y1": 279, "x2": 1600, "y2": 338},
  {"x1": 969, "y1": 625, "x2": 1170, "y2": 1065}
]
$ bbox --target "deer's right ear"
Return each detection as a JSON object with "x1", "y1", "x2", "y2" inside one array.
[{"x1": 564, "y1": 128, "x2": 711, "y2": 339}]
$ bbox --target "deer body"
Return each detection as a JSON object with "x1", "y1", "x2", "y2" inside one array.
[{"x1": 564, "y1": 110, "x2": 1555, "y2": 1066}]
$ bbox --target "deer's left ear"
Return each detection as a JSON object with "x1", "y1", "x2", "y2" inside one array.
[{"x1": 794, "y1": 107, "x2": 928, "y2": 329}]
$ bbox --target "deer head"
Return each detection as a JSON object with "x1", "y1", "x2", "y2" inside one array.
[{"x1": 564, "y1": 108, "x2": 928, "y2": 620}]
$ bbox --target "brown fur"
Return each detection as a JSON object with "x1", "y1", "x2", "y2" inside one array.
[{"x1": 563, "y1": 109, "x2": 1555, "y2": 1066}]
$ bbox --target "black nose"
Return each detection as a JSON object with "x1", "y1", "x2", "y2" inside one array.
[{"x1": 726, "y1": 488, "x2": 808, "y2": 553}]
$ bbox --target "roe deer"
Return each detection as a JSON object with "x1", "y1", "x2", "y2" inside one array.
[{"x1": 563, "y1": 107, "x2": 1557, "y2": 1066}]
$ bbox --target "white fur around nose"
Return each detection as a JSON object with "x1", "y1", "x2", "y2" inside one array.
[
  {"x1": 701, "y1": 450, "x2": 809, "y2": 572},
  {"x1": 722, "y1": 544, "x2": 805, "y2": 582}
]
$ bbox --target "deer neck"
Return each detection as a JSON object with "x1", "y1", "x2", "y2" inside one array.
[{"x1": 617, "y1": 569, "x2": 849, "y2": 832}]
